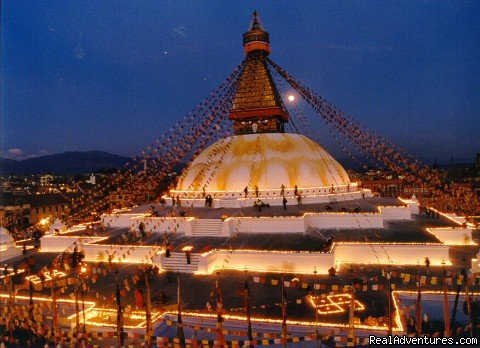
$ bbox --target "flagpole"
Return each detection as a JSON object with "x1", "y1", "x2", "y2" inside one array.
[
  {"x1": 415, "y1": 262, "x2": 422, "y2": 337},
  {"x1": 51, "y1": 269, "x2": 59, "y2": 344},
  {"x1": 347, "y1": 265, "x2": 355, "y2": 347},
  {"x1": 465, "y1": 274, "x2": 473, "y2": 338},
  {"x1": 8, "y1": 270, "x2": 14, "y2": 342},
  {"x1": 145, "y1": 270, "x2": 152, "y2": 348},
  {"x1": 216, "y1": 271, "x2": 225, "y2": 346},
  {"x1": 244, "y1": 270, "x2": 253, "y2": 343},
  {"x1": 451, "y1": 255, "x2": 466, "y2": 335},
  {"x1": 28, "y1": 279, "x2": 34, "y2": 345},
  {"x1": 281, "y1": 273, "x2": 288, "y2": 346},
  {"x1": 177, "y1": 272, "x2": 185, "y2": 345},
  {"x1": 442, "y1": 260, "x2": 450, "y2": 337},
  {"x1": 115, "y1": 270, "x2": 125, "y2": 348},
  {"x1": 386, "y1": 266, "x2": 392, "y2": 336},
  {"x1": 81, "y1": 274, "x2": 86, "y2": 334},
  {"x1": 313, "y1": 267, "x2": 319, "y2": 347}
]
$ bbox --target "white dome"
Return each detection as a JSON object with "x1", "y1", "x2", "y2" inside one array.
[{"x1": 176, "y1": 133, "x2": 350, "y2": 192}]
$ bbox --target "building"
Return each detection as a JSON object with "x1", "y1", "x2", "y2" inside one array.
[
  {"x1": 360, "y1": 178, "x2": 404, "y2": 197},
  {"x1": 0, "y1": 193, "x2": 31, "y2": 228},
  {"x1": 39, "y1": 174, "x2": 54, "y2": 187},
  {"x1": 26, "y1": 193, "x2": 70, "y2": 224}
]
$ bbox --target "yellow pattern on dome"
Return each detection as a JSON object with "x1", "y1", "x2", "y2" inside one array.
[{"x1": 176, "y1": 133, "x2": 350, "y2": 192}]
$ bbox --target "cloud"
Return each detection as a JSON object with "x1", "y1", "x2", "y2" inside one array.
[
  {"x1": 173, "y1": 26, "x2": 187, "y2": 38},
  {"x1": 4, "y1": 148, "x2": 24, "y2": 159},
  {"x1": 1, "y1": 148, "x2": 50, "y2": 160}
]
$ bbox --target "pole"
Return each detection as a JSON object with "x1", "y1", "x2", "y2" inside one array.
[
  {"x1": 451, "y1": 256, "x2": 466, "y2": 335},
  {"x1": 51, "y1": 270, "x2": 58, "y2": 344},
  {"x1": 28, "y1": 279, "x2": 34, "y2": 345},
  {"x1": 145, "y1": 271, "x2": 152, "y2": 348},
  {"x1": 81, "y1": 275, "x2": 86, "y2": 334},
  {"x1": 281, "y1": 273, "x2": 288, "y2": 345},
  {"x1": 465, "y1": 275, "x2": 473, "y2": 338},
  {"x1": 313, "y1": 267, "x2": 319, "y2": 346},
  {"x1": 115, "y1": 270, "x2": 125, "y2": 348},
  {"x1": 216, "y1": 271, "x2": 225, "y2": 345},
  {"x1": 347, "y1": 266, "x2": 355, "y2": 347},
  {"x1": 8, "y1": 271, "x2": 14, "y2": 342},
  {"x1": 244, "y1": 271, "x2": 253, "y2": 343},
  {"x1": 177, "y1": 272, "x2": 185, "y2": 345},
  {"x1": 387, "y1": 269, "x2": 392, "y2": 336},
  {"x1": 75, "y1": 268, "x2": 80, "y2": 339},
  {"x1": 415, "y1": 263, "x2": 422, "y2": 337},
  {"x1": 442, "y1": 260, "x2": 450, "y2": 337}
]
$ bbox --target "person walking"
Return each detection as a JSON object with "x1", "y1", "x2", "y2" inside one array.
[
  {"x1": 282, "y1": 196, "x2": 288, "y2": 210},
  {"x1": 244, "y1": 186, "x2": 249, "y2": 198}
]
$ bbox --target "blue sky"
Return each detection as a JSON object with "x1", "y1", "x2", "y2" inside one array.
[{"x1": 2, "y1": 1, "x2": 479, "y2": 163}]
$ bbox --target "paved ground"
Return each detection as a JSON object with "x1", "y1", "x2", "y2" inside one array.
[{"x1": 129, "y1": 197, "x2": 406, "y2": 219}]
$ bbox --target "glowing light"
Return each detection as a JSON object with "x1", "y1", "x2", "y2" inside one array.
[
  {"x1": 181, "y1": 246, "x2": 193, "y2": 251},
  {"x1": 287, "y1": 95, "x2": 295, "y2": 102},
  {"x1": 39, "y1": 218, "x2": 50, "y2": 226},
  {"x1": 308, "y1": 294, "x2": 365, "y2": 315},
  {"x1": 25, "y1": 269, "x2": 66, "y2": 284}
]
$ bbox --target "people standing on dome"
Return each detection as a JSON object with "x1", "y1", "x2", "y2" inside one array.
[
  {"x1": 294, "y1": 185, "x2": 298, "y2": 196},
  {"x1": 280, "y1": 184, "x2": 285, "y2": 196},
  {"x1": 297, "y1": 194, "x2": 302, "y2": 205},
  {"x1": 282, "y1": 196, "x2": 288, "y2": 210},
  {"x1": 176, "y1": 195, "x2": 181, "y2": 207},
  {"x1": 244, "y1": 186, "x2": 249, "y2": 197},
  {"x1": 255, "y1": 185, "x2": 259, "y2": 198}
]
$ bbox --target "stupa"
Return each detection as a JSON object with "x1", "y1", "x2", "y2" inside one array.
[
  {"x1": 10, "y1": 12, "x2": 477, "y2": 345},
  {"x1": 170, "y1": 11, "x2": 362, "y2": 208}
]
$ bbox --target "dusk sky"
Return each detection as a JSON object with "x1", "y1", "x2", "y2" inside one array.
[{"x1": 2, "y1": 1, "x2": 479, "y2": 163}]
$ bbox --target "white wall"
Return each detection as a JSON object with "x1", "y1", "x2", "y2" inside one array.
[
  {"x1": 131, "y1": 217, "x2": 194, "y2": 234},
  {"x1": 399, "y1": 198, "x2": 420, "y2": 215},
  {"x1": 101, "y1": 213, "x2": 145, "y2": 228},
  {"x1": 40, "y1": 235, "x2": 104, "y2": 252},
  {"x1": 82, "y1": 244, "x2": 161, "y2": 263},
  {"x1": 305, "y1": 213, "x2": 384, "y2": 229},
  {"x1": 378, "y1": 206, "x2": 412, "y2": 220},
  {"x1": 427, "y1": 228, "x2": 473, "y2": 245},
  {"x1": 334, "y1": 243, "x2": 451, "y2": 266},
  {"x1": 233, "y1": 217, "x2": 305, "y2": 233},
  {"x1": 41, "y1": 234, "x2": 162, "y2": 264},
  {"x1": 198, "y1": 250, "x2": 334, "y2": 274}
]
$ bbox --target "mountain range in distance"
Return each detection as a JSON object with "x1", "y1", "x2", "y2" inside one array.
[
  {"x1": 0, "y1": 150, "x2": 474, "y2": 176},
  {"x1": 0, "y1": 151, "x2": 130, "y2": 175}
]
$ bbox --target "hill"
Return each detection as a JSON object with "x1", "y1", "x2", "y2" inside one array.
[{"x1": 0, "y1": 151, "x2": 130, "y2": 175}]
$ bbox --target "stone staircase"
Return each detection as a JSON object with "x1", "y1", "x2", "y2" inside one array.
[
  {"x1": 192, "y1": 219, "x2": 223, "y2": 236},
  {"x1": 161, "y1": 252, "x2": 200, "y2": 273}
]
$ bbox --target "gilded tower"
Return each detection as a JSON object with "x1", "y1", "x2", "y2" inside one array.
[{"x1": 229, "y1": 11, "x2": 289, "y2": 135}]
